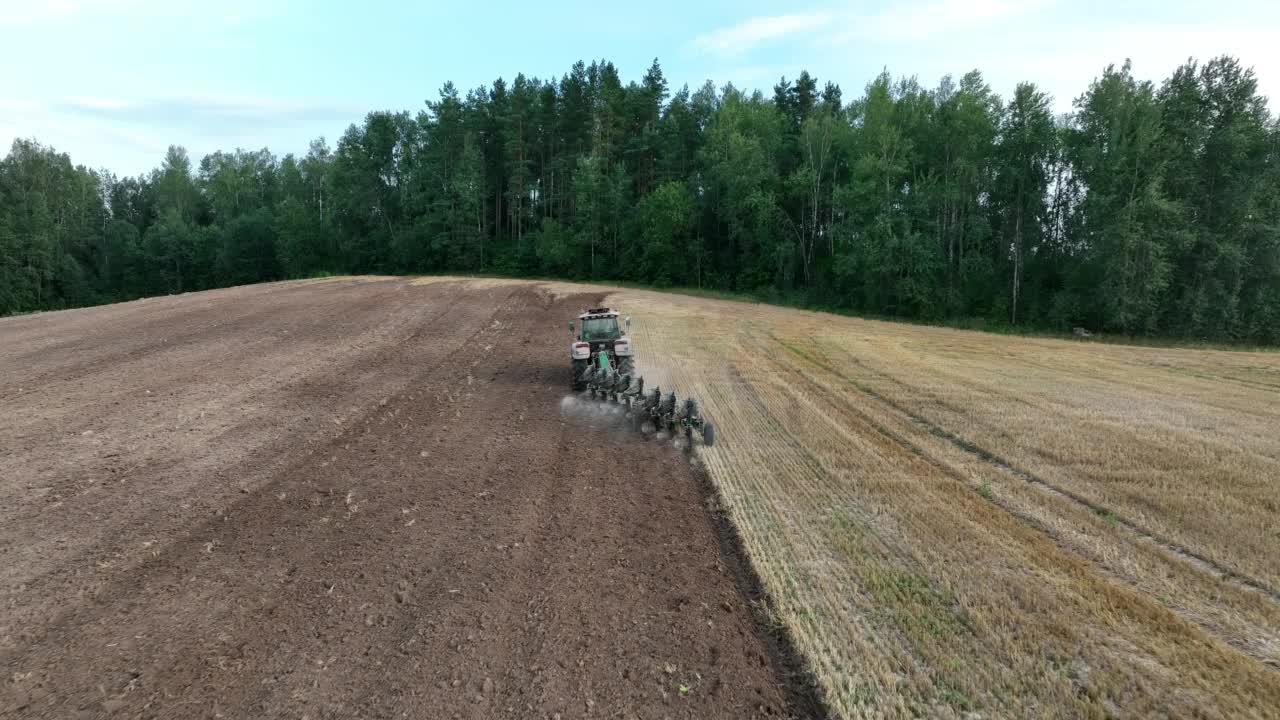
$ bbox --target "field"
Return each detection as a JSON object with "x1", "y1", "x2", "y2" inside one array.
[
  {"x1": 609, "y1": 284, "x2": 1280, "y2": 719},
  {"x1": 4, "y1": 277, "x2": 1280, "y2": 719},
  {"x1": 0, "y1": 278, "x2": 793, "y2": 719}
]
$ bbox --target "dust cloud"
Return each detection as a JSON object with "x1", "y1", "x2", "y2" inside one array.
[
  {"x1": 558, "y1": 394, "x2": 632, "y2": 431},
  {"x1": 558, "y1": 394, "x2": 689, "y2": 451}
]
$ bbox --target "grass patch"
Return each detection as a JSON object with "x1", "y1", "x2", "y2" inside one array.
[
  {"x1": 864, "y1": 567, "x2": 966, "y2": 642},
  {"x1": 938, "y1": 682, "x2": 977, "y2": 711}
]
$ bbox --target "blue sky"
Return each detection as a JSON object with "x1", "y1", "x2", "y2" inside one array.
[{"x1": 3, "y1": 0, "x2": 1276, "y2": 176}]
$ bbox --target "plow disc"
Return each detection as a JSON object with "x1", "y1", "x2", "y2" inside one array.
[{"x1": 577, "y1": 351, "x2": 716, "y2": 447}]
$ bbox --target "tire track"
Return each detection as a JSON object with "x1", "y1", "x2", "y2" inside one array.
[{"x1": 769, "y1": 335, "x2": 1280, "y2": 608}]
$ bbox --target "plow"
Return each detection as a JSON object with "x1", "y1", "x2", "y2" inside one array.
[{"x1": 569, "y1": 307, "x2": 716, "y2": 447}]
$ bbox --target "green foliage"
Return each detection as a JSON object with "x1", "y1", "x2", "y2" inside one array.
[
  {"x1": 216, "y1": 209, "x2": 280, "y2": 285},
  {"x1": 2, "y1": 57, "x2": 1278, "y2": 343},
  {"x1": 533, "y1": 218, "x2": 574, "y2": 276},
  {"x1": 1068, "y1": 62, "x2": 1174, "y2": 334},
  {"x1": 632, "y1": 180, "x2": 693, "y2": 285},
  {"x1": 141, "y1": 209, "x2": 197, "y2": 295},
  {"x1": 994, "y1": 82, "x2": 1056, "y2": 324}
]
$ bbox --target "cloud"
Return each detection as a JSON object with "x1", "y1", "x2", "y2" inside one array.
[
  {"x1": 0, "y1": 98, "x2": 171, "y2": 172},
  {"x1": 3, "y1": 95, "x2": 365, "y2": 175},
  {"x1": 0, "y1": 0, "x2": 156, "y2": 26},
  {"x1": 0, "y1": 0, "x2": 270, "y2": 27},
  {"x1": 856, "y1": 0, "x2": 1054, "y2": 41},
  {"x1": 679, "y1": 0, "x2": 1277, "y2": 112},
  {"x1": 688, "y1": 1, "x2": 1050, "y2": 57},
  {"x1": 0, "y1": 98, "x2": 41, "y2": 113},
  {"x1": 691, "y1": 12, "x2": 833, "y2": 56},
  {"x1": 51, "y1": 96, "x2": 364, "y2": 136},
  {"x1": 62, "y1": 96, "x2": 133, "y2": 111},
  {"x1": 960, "y1": 23, "x2": 1280, "y2": 110},
  {"x1": 0, "y1": 0, "x2": 79, "y2": 26}
]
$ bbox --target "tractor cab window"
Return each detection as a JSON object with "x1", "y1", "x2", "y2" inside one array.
[{"x1": 580, "y1": 316, "x2": 620, "y2": 340}]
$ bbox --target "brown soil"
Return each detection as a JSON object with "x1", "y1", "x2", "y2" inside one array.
[{"x1": 0, "y1": 278, "x2": 798, "y2": 720}]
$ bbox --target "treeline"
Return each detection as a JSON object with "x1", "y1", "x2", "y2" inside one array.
[{"x1": 3, "y1": 57, "x2": 1278, "y2": 342}]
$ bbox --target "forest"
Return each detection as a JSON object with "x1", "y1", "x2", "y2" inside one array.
[{"x1": 2, "y1": 56, "x2": 1278, "y2": 342}]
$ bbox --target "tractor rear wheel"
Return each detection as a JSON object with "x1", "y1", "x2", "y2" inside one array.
[
  {"x1": 571, "y1": 359, "x2": 587, "y2": 390},
  {"x1": 702, "y1": 422, "x2": 716, "y2": 447}
]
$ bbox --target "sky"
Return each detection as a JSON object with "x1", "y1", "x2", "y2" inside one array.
[{"x1": 3, "y1": 0, "x2": 1277, "y2": 176}]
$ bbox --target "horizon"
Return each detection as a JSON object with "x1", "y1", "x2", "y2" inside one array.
[{"x1": 3, "y1": 0, "x2": 1278, "y2": 176}]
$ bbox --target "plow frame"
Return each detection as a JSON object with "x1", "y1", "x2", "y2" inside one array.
[{"x1": 574, "y1": 365, "x2": 716, "y2": 448}]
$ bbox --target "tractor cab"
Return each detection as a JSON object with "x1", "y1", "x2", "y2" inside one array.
[
  {"x1": 569, "y1": 307, "x2": 631, "y2": 342},
  {"x1": 573, "y1": 309, "x2": 624, "y2": 341}
]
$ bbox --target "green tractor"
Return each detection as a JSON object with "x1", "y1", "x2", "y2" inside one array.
[
  {"x1": 568, "y1": 309, "x2": 715, "y2": 448},
  {"x1": 568, "y1": 307, "x2": 634, "y2": 390}
]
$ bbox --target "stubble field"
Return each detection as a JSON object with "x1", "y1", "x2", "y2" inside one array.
[{"x1": 604, "y1": 282, "x2": 1280, "y2": 719}]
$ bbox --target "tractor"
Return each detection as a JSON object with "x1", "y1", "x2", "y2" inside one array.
[
  {"x1": 567, "y1": 308, "x2": 715, "y2": 447},
  {"x1": 569, "y1": 307, "x2": 634, "y2": 390}
]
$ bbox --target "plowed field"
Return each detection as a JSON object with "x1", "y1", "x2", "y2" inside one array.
[{"x1": 0, "y1": 278, "x2": 798, "y2": 720}]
